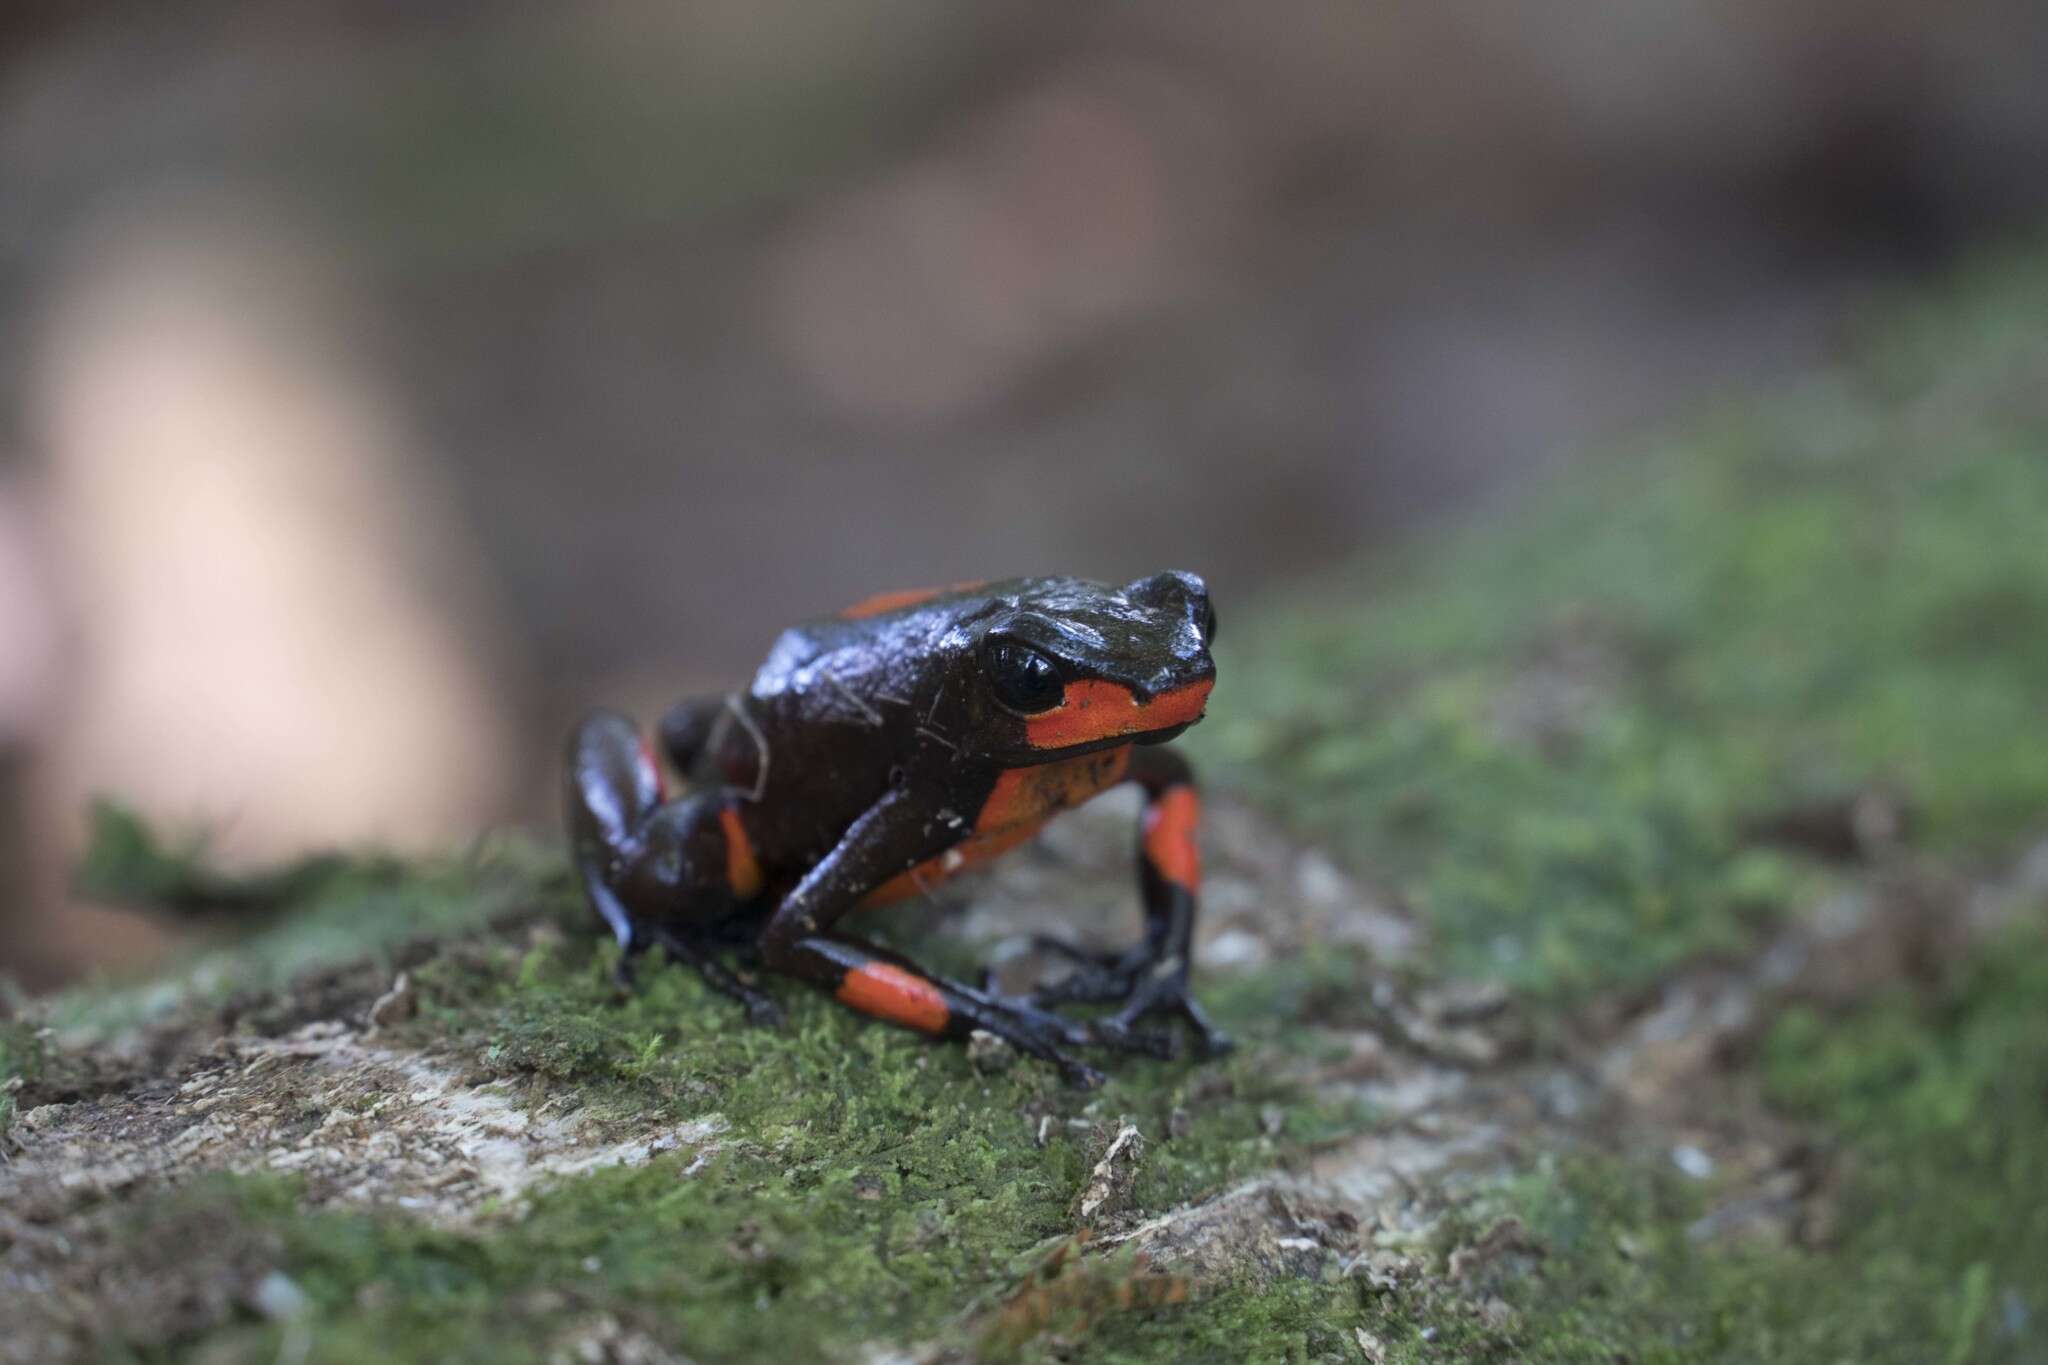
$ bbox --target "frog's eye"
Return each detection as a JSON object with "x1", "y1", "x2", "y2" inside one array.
[
  {"x1": 983, "y1": 638, "x2": 1065, "y2": 714},
  {"x1": 1199, "y1": 599, "x2": 1219, "y2": 645}
]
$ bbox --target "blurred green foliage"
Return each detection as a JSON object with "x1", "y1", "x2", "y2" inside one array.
[{"x1": 1199, "y1": 253, "x2": 2048, "y2": 996}]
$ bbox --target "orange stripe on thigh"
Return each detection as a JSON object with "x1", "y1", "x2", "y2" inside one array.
[
  {"x1": 836, "y1": 962, "x2": 951, "y2": 1034},
  {"x1": 718, "y1": 806, "x2": 764, "y2": 899}
]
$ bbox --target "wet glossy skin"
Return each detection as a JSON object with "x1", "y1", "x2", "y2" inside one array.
[{"x1": 564, "y1": 571, "x2": 1227, "y2": 1086}]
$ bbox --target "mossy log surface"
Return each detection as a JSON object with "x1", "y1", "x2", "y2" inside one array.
[{"x1": 7, "y1": 257, "x2": 2048, "y2": 1363}]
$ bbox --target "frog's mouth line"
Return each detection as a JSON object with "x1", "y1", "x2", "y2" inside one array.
[
  {"x1": 995, "y1": 718, "x2": 1201, "y2": 766},
  {"x1": 1023, "y1": 678, "x2": 1213, "y2": 752},
  {"x1": 1131, "y1": 720, "x2": 1197, "y2": 747}
]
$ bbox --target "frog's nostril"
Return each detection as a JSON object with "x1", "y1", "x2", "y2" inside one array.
[{"x1": 1141, "y1": 666, "x2": 1209, "y2": 701}]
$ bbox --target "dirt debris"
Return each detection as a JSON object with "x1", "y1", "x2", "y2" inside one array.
[
  {"x1": 1073, "y1": 1120, "x2": 1144, "y2": 1227},
  {"x1": 363, "y1": 969, "x2": 417, "y2": 1034},
  {"x1": 549, "y1": 1313, "x2": 688, "y2": 1365}
]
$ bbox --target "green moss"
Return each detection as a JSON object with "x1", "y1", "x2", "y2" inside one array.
[
  {"x1": 1021, "y1": 1274, "x2": 1368, "y2": 1365},
  {"x1": 1373, "y1": 920, "x2": 2048, "y2": 1364},
  {"x1": 0, "y1": 1016, "x2": 47, "y2": 1138},
  {"x1": 46, "y1": 830, "x2": 569, "y2": 1041},
  {"x1": 83, "y1": 925, "x2": 1389, "y2": 1363},
  {"x1": 71, "y1": 799, "x2": 401, "y2": 918},
  {"x1": 413, "y1": 922, "x2": 1360, "y2": 1203},
  {"x1": 38, "y1": 820, "x2": 1391, "y2": 1361},
  {"x1": 1195, "y1": 252, "x2": 2048, "y2": 997}
]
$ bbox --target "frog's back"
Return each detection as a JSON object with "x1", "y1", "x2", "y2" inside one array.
[{"x1": 751, "y1": 579, "x2": 1055, "y2": 700}]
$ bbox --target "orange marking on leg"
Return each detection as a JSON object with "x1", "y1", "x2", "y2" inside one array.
[
  {"x1": 836, "y1": 961, "x2": 951, "y2": 1034},
  {"x1": 717, "y1": 805, "x2": 764, "y2": 900},
  {"x1": 1143, "y1": 785, "x2": 1201, "y2": 892},
  {"x1": 858, "y1": 864, "x2": 929, "y2": 909},
  {"x1": 1024, "y1": 679, "x2": 1212, "y2": 750},
  {"x1": 839, "y1": 580, "x2": 988, "y2": 620}
]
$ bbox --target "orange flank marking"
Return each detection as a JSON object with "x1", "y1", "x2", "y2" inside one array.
[
  {"x1": 839, "y1": 580, "x2": 988, "y2": 620},
  {"x1": 858, "y1": 747, "x2": 1133, "y2": 908},
  {"x1": 717, "y1": 806, "x2": 764, "y2": 900},
  {"x1": 975, "y1": 747, "x2": 1131, "y2": 832},
  {"x1": 859, "y1": 824, "x2": 1040, "y2": 908},
  {"x1": 1024, "y1": 678, "x2": 1213, "y2": 750},
  {"x1": 837, "y1": 961, "x2": 951, "y2": 1034},
  {"x1": 1142, "y1": 785, "x2": 1201, "y2": 892}
]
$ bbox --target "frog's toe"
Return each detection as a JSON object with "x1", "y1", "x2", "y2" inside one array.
[
  {"x1": 1059, "y1": 1058, "x2": 1108, "y2": 1089},
  {"x1": 1022, "y1": 935, "x2": 1149, "y2": 1007},
  {"x1": 1179, "y1": 998, "x2": 1234, "y2": 1059},
  {"x1": 1096, "y1": 967, "x2": 1234, "y2": 1061},
  {"x1": 1088, "y1": 1017, "x2": 1179, "y2": 1060},
  {"x1": 1027, "y1": 970, "x2": 1123, "y2": 1008},
  {"x1": 953, "y1": 986, "x2": 1107, "y2": 1086},
  {"x1": 642, "y1": 924, "x2": 785, "y2": 1026},
  {"x1": 610, "y1": 953, "x2": 640, "y2": 995}
]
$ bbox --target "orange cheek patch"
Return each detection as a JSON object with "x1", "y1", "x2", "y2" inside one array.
[
  {"x1": 1143, "y1": 785, "x2": 1201, "y2": 892},
  {"x1": 718, "y1": 806, "x2": 764, "y2": 900},
  {"x1": 836, "y1": 962, "x2": 951, "y2": 1034},
  {"x1": 1025, "y1": 678, "x2": 1213, "y2": 749}
]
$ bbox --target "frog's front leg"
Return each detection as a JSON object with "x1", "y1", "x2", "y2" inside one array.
[
  {"x1": 758, "y1": 785, "x2": 1110, "y2": 1088},
  {"x1": 1031, "y1": 745, "x2": 1233, "y2": 1058},
  {"x1": 565, "y1": 710, "x2": 782, "y2": 1024}
]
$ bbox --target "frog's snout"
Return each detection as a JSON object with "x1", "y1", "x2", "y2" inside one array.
[
  {"x1": 1125, "y1": 568, "x2": 1208, "y2": 615},
  {"x1": 1131, "y1": 659, "x2": 1215, "y2": 704}
]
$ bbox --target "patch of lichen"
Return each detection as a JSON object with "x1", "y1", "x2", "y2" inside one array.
[{"x1": 1195, "y1": 252, "x2": 2048, "y2": 998}]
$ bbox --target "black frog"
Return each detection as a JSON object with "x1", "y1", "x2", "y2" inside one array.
[{"x1": 564, "y1": 572, "x2": 1225, "y2": 1086}]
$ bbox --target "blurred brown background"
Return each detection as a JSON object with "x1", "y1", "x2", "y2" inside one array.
[{"x1": 3, "y1": 0, "x2": 2046, "y2": 986}]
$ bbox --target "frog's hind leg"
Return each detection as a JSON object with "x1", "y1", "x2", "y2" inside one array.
[{"x1": 565, "y1": 709, "x2": 782, "y2": 1026}]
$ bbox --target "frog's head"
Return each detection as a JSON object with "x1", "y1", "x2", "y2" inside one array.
[{"x1": 968, "y1": 571, "x2": 1217, "y2": 758}]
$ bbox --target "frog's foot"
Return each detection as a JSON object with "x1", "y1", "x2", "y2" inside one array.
[
  {"x1": 977, "y1": 958, "x2": 1173, "y2": 1061},
  {"x1": 947, "y1": 983, "x2": 1111, "y2": 1088},
  {"x1": 1025, "y1": 937, "x2": 1155, "y2": 1005},
  {"x1": 1027, "y1": 937, "x2": 1233, "y2": 1060},
  {"x1": 629, "y1": 924, "x2": 785, "y2": 1028}
]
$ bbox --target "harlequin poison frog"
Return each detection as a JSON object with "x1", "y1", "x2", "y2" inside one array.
[{"x1": 565, "y1": 572, "x2": 1225, "y2": 1087}]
